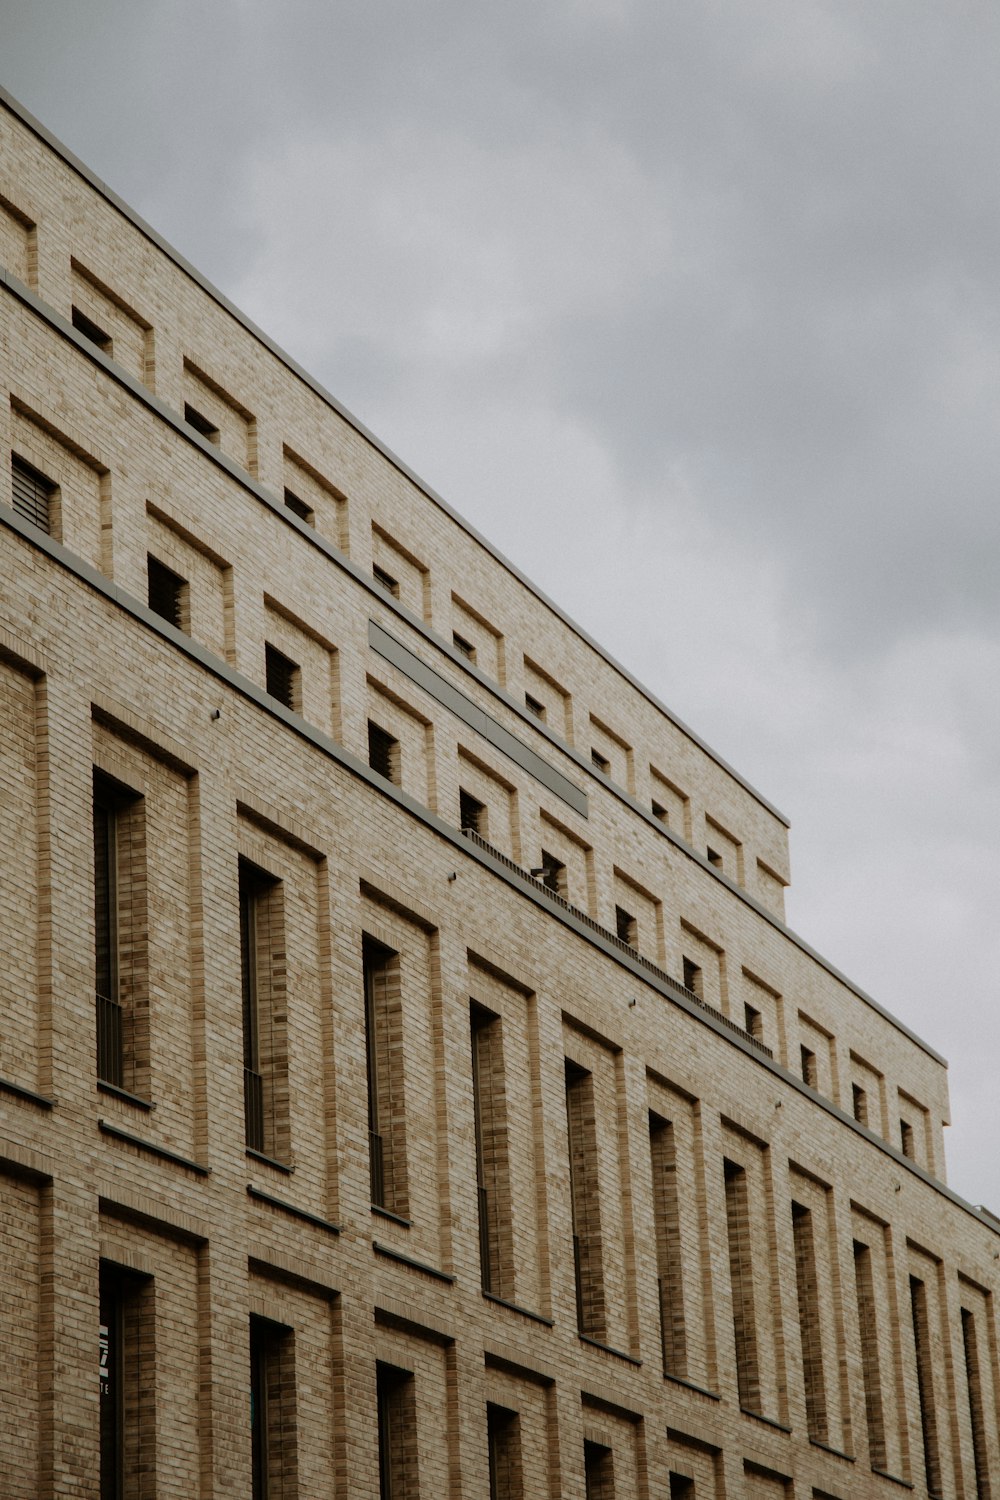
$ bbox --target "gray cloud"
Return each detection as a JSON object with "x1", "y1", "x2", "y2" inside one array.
[{"x1": 3, "y1": 0, "x2": 999, "y2": 1206}]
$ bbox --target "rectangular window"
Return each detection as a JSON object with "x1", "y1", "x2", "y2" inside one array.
[
  {"x1": 669, "y1": 1477, "x2": 694, "y2": 1500},
  {"x1": 961, "y1": 1307, "x2": 991, "y2": 1500},
  {"x1": 565, "y1": 1060, "x2": 605, "y2": 1340},
  {"x1": 183, "y1": 402, "x2": 219, "y2": 442},
  {"x1": 910, "y1": 1275, "x2": 942, "y2": 1497},
  {"x1": 800, "y1": 1045, "x2": 817, "y2": 1088},
  {"x1": 283, "y1": 487, "x2": 314, "y2": 524},
  {"x1": 72, "y1": 303, "x2": 112, "y2": 352},
  {"x1": 724, "y1": 1158, "x2": 760, "y2": 1413},
  {"x1": 364, "y1": 937, "x2": 407, "y2": 1215},
  {"x1": 538, "y1": 851, "x2": 566, "y2": 895},
  {"x1": 146, "y1": 554, "x2": 187, "y2": 631},
  {"x1": 744, "y1": 1004, "x2": 762, "y2": 1042},
  {"x1": 853, "y1": 1240, "x2": 887, "y2": 1471},
  {"x1": 651, "y1": 799, "x2": 668, "y2": 824},
  {"x1": 368, "y1": 721, "x2": 401, "y2": 784},
  {"x1": 706, "y1": 846, "x2": 722, "y2": 869},
  {"x1": 240, "y1": 859, "x2": 288, "y2": 1161},
  {"x1": 900, "y1": 1120, "x2": 915, "y2": 1160},
  {"x1": 250, "y1": 1316, "x2": 297, "y2": 1500},
  {"x1": 682, "y1": 958, "x2": 703, "y2": 1000},
  {"x1": 471, "y1": 1003, "x2": 513, "y2": 1299},
  {"x1": 791, "y1": 1202, "x2": 827, "y2": 1442},
  {"x1": 453, "y1": 630, "x2": 476, "y2": 662},
  {"x1": 373, "y1": 563, "x2": 400, "y2": 597},
  {"x1": 590, "y1": 748, "x2": 610, "y2": 774},
  {"x1": 584, "y1": 1439, "x2": 615, "y2": 1500},
  {"x1": 11, "y1": 452, "x2": 55, "y2": 533},
  {"x1": 94, "y1": 772, "x2": 147, "y2": 1096},
  {"x1": 264, "y1": 642, "x2": 300, "y2": 711},
  {"x1": 524, "y1": 692, "x2": 545, "y2": 721},
  {"x1": 377, "y1": 1362, "x2": 417, "y2": 1500},
  {"x1": 459, "y1": 788, "x2": 487, "y2": 837},
  {"x1": 852, "y1": 1084, "x2": 868, "y2": 1125},
  {"x1": 650, "y1": 1112, "x2": 686, "y2": 1377},
  {"x1": 100, "y1": 1262, "x2": 153, "y2": 1500},
  {"x1": 487, "y1": 1403, "x2": 523, "y2": 1500},
  {"x1": 614, "y1": 905, "x2": 637, "y2": 948}
]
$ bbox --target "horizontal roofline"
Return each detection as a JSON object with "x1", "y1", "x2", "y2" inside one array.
[{"x1": 0, "y1": 82, "x2": 789, "y2": 828}]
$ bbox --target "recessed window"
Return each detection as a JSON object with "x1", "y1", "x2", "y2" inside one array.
[
  {"x1": 651, "y1": 799, "x2": 667, "y2": 824},
  {"x1": 900, "y1": 1119, "x2": 915, "y2": 1160},
  {"x1": 264, "y1": 643, "x2": 300, "y2": 711},
  {"x1": 146, "y1": 554, "x2": 187, "y2": 631},
  {"x1": 459, "y1": 788, "x2": 486, "y2": 836},
  {"x1": 372, "y1": 563, "x2": 399, "y2": 597},
  {"x1": 367, "y1": 721, "x2": 400, "y2": 785},
  {"x1": 525, "y1": 692, "x2": 546, "y2": 720},
  {"x1": 184, "y1": 402, "x2": 219, "y2": 443},
  {"x1": 615, "y1": 905, "x2": 637, "y2": 948},
  {"x1": 11, "y1": 453, "x2": 56, "y2": 534},
  {"x1": 852, "y1": 1083, "x2": 868, "y2": 1126},
  {"x1": 590, "y1": 748, "x2": 610, "y2": 774},
  {"x1": 744, "y1": 1003, "x2": 762, "y2": 1042},
  {"x1": 706, "y1": 846, "x2": 722, "y2": 869},
  {"x1": 539, "y1": 850, "x2": 566, "y2": 895},
  {"x1": 283, "y1": 487, "x2": 314, "y2": 525},
  {"x1": 72, "y1": 304, "x2": 112, "y2": 352},
  {"x1": 453, "y1": 631, "x2": 476, "y2": 662},
  {"x1": 800, "y1": 1045, "x2": 818, "y2": 1088},
  {"x1": 682, "y1": 957, "x2": 702, "y2": 1000}
]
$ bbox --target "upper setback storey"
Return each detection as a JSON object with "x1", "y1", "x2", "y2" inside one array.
[{"x1": 0, "y1": 89, "x2": 952, "y2": 1164}]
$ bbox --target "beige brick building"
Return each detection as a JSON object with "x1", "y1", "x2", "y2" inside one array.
[{"x1": 0, "y1": 85, "x2": 996, "y2": 1499}]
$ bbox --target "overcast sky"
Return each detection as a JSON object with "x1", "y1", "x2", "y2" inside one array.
[{"x1": 4, "y1": 0, "x2": 999, "y2": 1208}]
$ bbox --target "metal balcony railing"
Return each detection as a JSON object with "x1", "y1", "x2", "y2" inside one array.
[
  {"x1": 244, "y1": 1066, "x2": 265, "y2": 1153},
  {"x1": 96, "y1": 993, "x2": 123, "y2": 1087}
]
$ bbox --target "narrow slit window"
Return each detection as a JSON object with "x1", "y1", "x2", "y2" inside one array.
[
  {"x1": 283, "y1": 487, "x2": 314, "y2": 524},
  {"x1": 800, "y1": 1045, "x2": 817, "y2": 1088},
  {"x1": 852, "y1": 1084, "x2": 868, "y2": 1125},
  {"x1": 525, "y1": 692, "x2": 545, "y2": 720},
  {"x1": 910, "y1": 1275, "x2": 942, "y2": 1497},
  {"x1": 590, "y1": 748, "x2": 610, "y2": 774},
  {"x1": 706, "y1": 846, "x2": 722, "y2": 869},
  {"x1": 791, "y1": 1202, "x2": 827, "y2": 1442},
  {"x1": 682, "y1": 958, "x2": 703, "y2": 1000},
  {"x1": 184, "y1": 402, "x2": 219, "y2": 443},
  {"x1": 744, "y1": 1004, "x2": 762, "y2": 1042},
  {"x1": 377, "y1": 1362, "x2": 417, "y2": 1500},
  {"x1": 584, "y1": 1440, "x2": 615, "y2": 1500},
  {"x1": 961, "y1": 1308, "x2": 991, "y2": 1500},
  {"x1": 650, "y1": 1112, "x2": 687, "y2": 1377},
  {"x1": 471, "y1": 1003, "x2": 513, "y2": 1300},
  {"x1": 239, "y1": 859, "x2": 288, "y2": 1162},
  {"x1": 364, "y1": 937, "x2": 407, "y2": 1215},
  {"x1": 487, "y1": 1403, "x2": 523, "y2": 1500},
  {"x1": 565, "y1": 1060, "x2": 605, "y2": 1340},
  {"x1": 72, "y1": 304, "x2": 112, "y2": 352},
  {"x1": 250, "y1": 1316, "x2": 297, "y2": 1500},
  {"x1": 853, "y1": 1240, "x2": 887, "y2": 1471},
  {"x1": 373, "y1": 563, "x2": 400, "y2": 597},
  {"x1": 724, "y1": 1158, "x2": 760, "y2": 1413},
  {"x1": 651, "y1": 799, "x2": 668, "y2": 824},
  {"x1": 900, "y1": 1119, "x2": 915, "y2": 1160},
  {"x1": 11, "y1": 453, "x2": 56, "y2": 534},
  {"x1": 94, "y1": 771, "x2": 147, "y2": 1097},
  {"x1": 453, "y1": 630, "x2": 476, "y2": 662},
  {"x1": 146, "y1": 554, "x2": 187, "y2": 631}
]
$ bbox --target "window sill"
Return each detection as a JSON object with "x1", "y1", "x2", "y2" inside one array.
[
  {"x1": 809, "y1": 1438, "x2": 855, "y2": 1462},
  {"x1": 871, "y1": 1470, "x2": 915, "y2": 1491},
  {"x1": 246, "y1": 1185, "x2": 340, "y2": 1234},
  {"x1": 662, "y1": 1371, "x2": 721, "y2": 1402},
  {"x1": 372, "y1": 1240, "x2": 454, "y2": 1283},
  {"x1": 0, "y1": 1074, "x2": 55, "y2": 1109},
  {"x1": 371, "y1": 1203, "x2": 411, "y2": 1228},
  {"x1": 483, "y1": 1291, "x2": 554, "y2": 1327},
  {"x1": 98, "y1": 1080, "x2": 154, "y2": 1111},
  {"x1": 578, "y1": 1333, "x2": 642, "y2": 1366},
  {"x1": 98, "y1": 1119, "x2": 210, "y2": 1176},
  {"x1": 739, "y1": 1408, "x2": 792, "y2": 1434},
  {"x1": 246, "y1": 1148, "x2": 294, "y2": 1175}
]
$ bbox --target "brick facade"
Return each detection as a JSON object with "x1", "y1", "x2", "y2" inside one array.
[{"x1": 0, "y1": 85, "x2": 996, "y2": 1497}]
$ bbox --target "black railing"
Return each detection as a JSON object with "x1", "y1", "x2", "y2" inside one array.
[
  {"x1": 370, "y1": 1129, "x2": 385, "y2": 1206},
  {"x1": 478, "y1": 1183, "x2": 493, "y2": 1292},
  {"x1": 244, "y1": 1067, "x2": 265, "y2": 1152},
  {"x1": 96, "y1": 993, "x2": 123, "y2": 1087}
]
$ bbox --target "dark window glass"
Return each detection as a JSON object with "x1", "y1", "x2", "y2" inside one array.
[
  {"x1": 453, "y1": 631, "x2": 475, "y2": 661},
  {"x1": 184, "y1": 402, "x2": 219, "y2": 442},
  {"x1": 11, "y1": 453, "x2": 55, "y2": 533},
  {"x1": 283, "y1": 487, "x2": 314, "y2": 524},
  {"x1": 368, "y1": 721, "x2": 399, "y2": 784},
  {"x1": 460, "y1": 789, "x2": 486, "y2": 835},
  {"x1": 373, "y1": 564, "x2": 399, "y2": 597},
  {"x1": 72, "y1": 304, "x2": 112, "y2": 351},
  {"x1": 265, "y1": 643, "x2": 299, "y2": 710},
  {"x1": 525, "y1": 693, "x2": 545, "y2": 720},
  {"x1": 147, "y1": 554, "x2": 186, "y2": 630}
]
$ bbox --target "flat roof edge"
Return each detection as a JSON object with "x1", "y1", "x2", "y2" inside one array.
[{"x1": 0, "y1": 83, "x2": 789, "y2": 828}]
